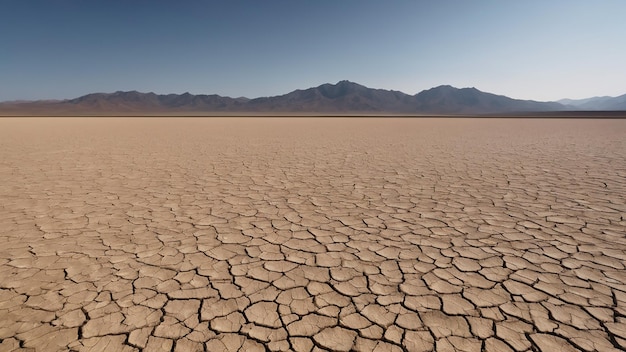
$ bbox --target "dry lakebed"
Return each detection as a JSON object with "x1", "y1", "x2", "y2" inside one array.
[{"x1": 0, "y1": 117, "x2": 625, "y2": 351}]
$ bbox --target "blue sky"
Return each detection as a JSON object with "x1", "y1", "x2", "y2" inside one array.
[{"x1": 1, "y1": 0, "x2": 625, "y2": 101}]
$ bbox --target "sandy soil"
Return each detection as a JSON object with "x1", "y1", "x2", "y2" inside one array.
[{"x1": 0, "y1": 117, "x2": 625, "y2": 352}]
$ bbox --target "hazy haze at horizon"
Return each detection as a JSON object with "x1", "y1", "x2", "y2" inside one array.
[{"x1": 1, "y1": 0, "x2": 625, "y2": 102}]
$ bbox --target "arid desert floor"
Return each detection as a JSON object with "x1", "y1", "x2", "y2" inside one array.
[{"x1": 1, "y1": 117, "x2": 625, "y2": 352}]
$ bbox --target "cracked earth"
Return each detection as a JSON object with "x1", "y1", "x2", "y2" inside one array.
[{"x1": 0, "y1": 117, "x2": 625, "y2": 352}]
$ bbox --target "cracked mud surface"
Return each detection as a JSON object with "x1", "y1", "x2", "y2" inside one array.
[{"x1": 0, "y1": 117, "x2": 625, "y2": 352}]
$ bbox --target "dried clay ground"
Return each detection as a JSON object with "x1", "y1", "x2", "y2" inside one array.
[{"x1": 0, "y1": 117, "x2": 625, "y2": 352}]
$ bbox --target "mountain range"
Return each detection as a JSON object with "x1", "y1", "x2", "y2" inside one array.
[
  {"x1": 558, "y1": 95, "x2": 626, "y2": 111},
  {"x1": 1, "y1": 80, "x2": 624, "y2": 115}
]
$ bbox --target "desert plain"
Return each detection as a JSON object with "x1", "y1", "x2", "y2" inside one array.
[{"x1": 0, "y1": 116, "x2": 625, "y2": 352}]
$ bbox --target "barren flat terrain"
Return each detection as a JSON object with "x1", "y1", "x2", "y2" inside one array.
[{"x1": 1, "y1": 117, "x2": 625, "y2": 352}]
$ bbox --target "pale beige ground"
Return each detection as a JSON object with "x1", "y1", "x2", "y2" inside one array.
[{"x1": 0, "y1": 117, "x2": 625, "y2": 352}]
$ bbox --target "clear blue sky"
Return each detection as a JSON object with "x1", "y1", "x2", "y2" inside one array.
[{"x1": 1, "y1": 0, "x2": 625, "y2": 101}]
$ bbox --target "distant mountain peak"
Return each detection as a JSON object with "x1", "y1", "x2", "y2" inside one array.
[
  {"x1": 312, "y1": 80, "x2": 368, "y2": 99},
  {"x1": 557, "y1": 95, "x2": 625, "y2": 110}
]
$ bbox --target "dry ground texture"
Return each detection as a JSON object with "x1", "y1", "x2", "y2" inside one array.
[{"x1": 0, "y1": 117, "x2": 625, "y2": 352}]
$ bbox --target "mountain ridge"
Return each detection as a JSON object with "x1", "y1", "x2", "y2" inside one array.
[
  {"x1": 1, "y1": 81, "x2": 624, "y2": 115},
  {"x1": 559, "y1": 94, "x2": 626, "y2": 110}
]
